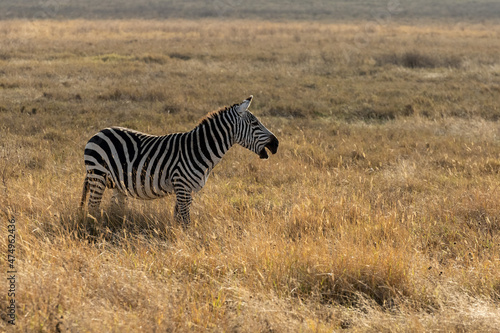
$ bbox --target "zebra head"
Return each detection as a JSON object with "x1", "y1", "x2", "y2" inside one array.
[{"x1": 234, "y1": 96, "x2": 279, "y2": 159}]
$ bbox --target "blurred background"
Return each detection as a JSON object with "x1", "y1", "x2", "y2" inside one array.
[{"x1": 2, "y1": 0, "x2": 500, "y2": 21}]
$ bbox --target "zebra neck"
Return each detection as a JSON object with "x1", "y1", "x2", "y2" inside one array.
[{"x1": 191, "y1": 112, "x2": 235, "y2": 167}]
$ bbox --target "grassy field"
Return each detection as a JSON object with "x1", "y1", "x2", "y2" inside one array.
[{"x1": 0, "y1": 19, "x2": 500, "y2": 331}]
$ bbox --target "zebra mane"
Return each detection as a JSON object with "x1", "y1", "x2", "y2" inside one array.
[{"x1": 197, "y1": 103, "x2": 238, "y2": 127}]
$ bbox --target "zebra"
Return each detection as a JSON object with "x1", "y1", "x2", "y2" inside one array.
[{"x1": 80, "y1": 96, "x2": 279, "y2": 226}]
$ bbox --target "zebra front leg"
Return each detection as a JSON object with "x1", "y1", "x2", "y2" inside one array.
[{"x1": 174, "y1": 189, "x2": 192, "y2": 228}]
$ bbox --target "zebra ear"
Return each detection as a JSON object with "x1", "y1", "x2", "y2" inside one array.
[{"x1": 237, "y1": 95, "x2": 253, "y2": 115}]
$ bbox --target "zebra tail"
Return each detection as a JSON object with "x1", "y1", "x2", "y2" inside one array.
[{"x1": 80, "y1": 174, "x2": 89, "y2": 208}]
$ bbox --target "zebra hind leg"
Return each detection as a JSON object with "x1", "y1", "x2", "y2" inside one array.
[
  {"x1": 80, "y1": 175, "x2": 90, "y2": 209},
  {"x1": 86, "y1": 173, "x2": 107, "y2": 219},
  {"x1": 109, "y1": 189, "x2": 128, "y2": 224},
  {"x1": 111, "y1": 189, "x2": 127, "y2": 209}
]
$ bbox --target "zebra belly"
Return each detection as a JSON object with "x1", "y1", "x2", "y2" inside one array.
[
  {"x1": 117, "y1": 185, "x2": 174, "y2": 200},
  {"x1": 112, "y1": 171, "x2": 175, "y2": 200}
]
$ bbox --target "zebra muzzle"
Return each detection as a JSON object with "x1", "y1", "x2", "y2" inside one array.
[{"x1": 259, "y1": 135, "x2": 279, "y2": 159}]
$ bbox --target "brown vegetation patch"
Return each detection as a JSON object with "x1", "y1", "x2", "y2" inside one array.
[{"x1": 376, "y1": 51, "x2": 463, "y2": 69}]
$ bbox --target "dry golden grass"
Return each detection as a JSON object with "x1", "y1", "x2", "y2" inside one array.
[{"x1": 0, "y1": 19, "x2": 500, "y2": 331}]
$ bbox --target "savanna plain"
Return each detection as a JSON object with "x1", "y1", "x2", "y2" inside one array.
[{"x1": 1, "y1": 19, "x2": 500, "y2": 332}]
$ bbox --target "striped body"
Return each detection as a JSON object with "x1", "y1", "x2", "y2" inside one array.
[{"x1": 81, "y1": 96, "x2": 279, "y2": 226}]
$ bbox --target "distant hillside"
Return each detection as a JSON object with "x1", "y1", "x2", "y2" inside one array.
[{"x1": 1, "y1": 0, "x2": 500, "y2": 21}]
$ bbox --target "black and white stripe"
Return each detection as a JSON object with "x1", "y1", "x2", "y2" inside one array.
[{"x1": 80, "y1": 96, "x2": 279, "y2": 226}]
